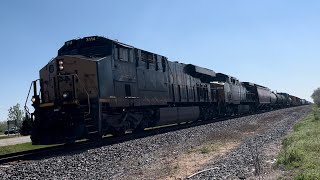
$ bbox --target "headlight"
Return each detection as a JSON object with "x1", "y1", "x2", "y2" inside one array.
[
  {"x1": 59, "y1": 65, "x2": 64, "y2": 70},
  {"x1": 62, "y1": 92, "x2": 69, "y2": 99},
  {"x1": 58, "y1": 60, "x2": 64, "y2": 70},
  {"x1": 31, "y1": 97, "x2": 36, "y2": 102}
]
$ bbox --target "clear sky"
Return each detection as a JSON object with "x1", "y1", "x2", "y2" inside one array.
[{"x1": 0, "y1": 0, "x2": 319, "y2": 121}]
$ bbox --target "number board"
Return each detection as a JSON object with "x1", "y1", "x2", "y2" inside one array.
[
  {"x1": 65, "y1": 40, "x2": 73, "y2": 46},
  {"x1": 86, "y1": 37, "x2": 96, "y2": 42}
]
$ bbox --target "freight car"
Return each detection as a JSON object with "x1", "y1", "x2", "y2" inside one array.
[{"x1": 24, "y1": 36, "x2": 306, "y2": 144}]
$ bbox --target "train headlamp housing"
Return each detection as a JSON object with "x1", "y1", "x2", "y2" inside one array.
[
  {"x1": 31, "y1": 96, "x2": 36, "y2": 103},
  {"x1": 57, "y1": 60, "x2": 64, "y2": 71},
  {"x1": 62, "y1": 92, "x2": 69, "y2": 99}
]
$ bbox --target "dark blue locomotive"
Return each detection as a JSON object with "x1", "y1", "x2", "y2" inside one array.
[{"x1": 25, "y1": 36, "x2": 307, "y2": 144}]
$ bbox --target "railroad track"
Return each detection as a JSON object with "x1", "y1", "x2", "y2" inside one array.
[{"x1": 0, "y1": 107, "x2": 294, "y2": 165}]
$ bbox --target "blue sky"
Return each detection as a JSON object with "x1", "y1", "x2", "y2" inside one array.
[{"x1": 0, "y1": 0, "x2": 319, "y2": 121}]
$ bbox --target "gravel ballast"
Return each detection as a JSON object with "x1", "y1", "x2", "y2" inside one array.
[{"x1": 0, "y1": 106, "x2": 309, "y2": 180}]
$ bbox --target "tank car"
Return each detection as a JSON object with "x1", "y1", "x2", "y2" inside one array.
[
  {"x1": 278, "y1": 93, "x2": 292, "y2": 107},
  {"x1": 241, "y1": 82, "x2": 275, "y2": 111},
  {"x1": 272, "y1": 92, "x2": 286, "y2": 108}
]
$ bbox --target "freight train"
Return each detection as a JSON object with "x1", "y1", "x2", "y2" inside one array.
[{"x1": 24, "y1": 36, "x2": 308, "y2": 144}]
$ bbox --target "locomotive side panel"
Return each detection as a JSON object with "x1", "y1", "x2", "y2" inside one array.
[
  {"x1": 112, "y1": 58, "x2": 139, "y2": 107},
  {"x1": 97, "y1": 57, "x2": 114, "y2": 99},
  {"x1": 136, "y1": 51, "x2": 169, "y2": 106},
  {"x1": 212, "y1": 73, "x2": 246, "y2": 105},
  {"x1": 167, "y1": 61, "x2": 206, "y2": 103}
]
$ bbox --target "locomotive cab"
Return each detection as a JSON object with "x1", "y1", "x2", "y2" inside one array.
[
  {"x1": 28, "y1": 56, "x2": 101, "y2": 144},
  {"x1": 26, "y1": 36, "x2": 113, "y2": 144}
]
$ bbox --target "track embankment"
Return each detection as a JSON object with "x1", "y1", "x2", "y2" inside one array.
[{"x1": 0, "y1": 106, "x2": 309, "y2": 180}]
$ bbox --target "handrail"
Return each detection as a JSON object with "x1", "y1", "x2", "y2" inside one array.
[
  {"x1": 57, "y1": 74, "x2": 91, "y2": 116},
  {"x1": 24, "y1": 82, "x2": 33, "y2": 115},
  {"x1": 24, "y1": 79, "x2": 40, "y2": 116},
  {"x1": 24, "y1": 75, "x2": 90, "y2": 116},
  {"x1": 74, "y1": 74, "x2": 91, "y2": 116}
]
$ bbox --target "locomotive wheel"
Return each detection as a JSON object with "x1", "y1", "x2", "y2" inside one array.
[
  {"x1": 111, "y1": 128, "x2": 125, "y2": 137},
  {"x1": 30, "y1": 111, "x2": 41, "y2": 144},
  {"x1": 133, "y1": 120, "x2": 148, "y2": 133},
  {"x1": 31, "y1": 127, "x2": 40, "y2": 145},
  {"x1": 88, "y1": 132, "x2": 102, "y2": 141}
]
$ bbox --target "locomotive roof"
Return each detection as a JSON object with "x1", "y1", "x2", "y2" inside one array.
[
  {"x1": 215, "y1": 73, "x2": 238, "y2": 80},
  {"x1": 58, "y1": 36, "x2": 166, "y2": 59},
  {"x1": 60, "y1": 36, "x2": 134, "y2": 48},
  {"x1": 242, "y1": 82, "x2": 268, "y2": 89}
]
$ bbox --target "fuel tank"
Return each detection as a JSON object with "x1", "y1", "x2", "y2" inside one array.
[{"x1": 157, "y1": 106, "x2": 200, "y2": 125}]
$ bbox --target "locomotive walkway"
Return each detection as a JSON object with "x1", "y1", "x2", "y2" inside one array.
[{"x1": 0, "y1": 135, "x2": 30, "y2": 147}]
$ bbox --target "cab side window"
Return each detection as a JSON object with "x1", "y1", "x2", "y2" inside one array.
[{"x1": 115, "y1": 45, "x2": 131, "y2": 62}]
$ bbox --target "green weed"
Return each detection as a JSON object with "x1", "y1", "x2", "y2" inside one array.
[
  {"x1": 277, "y1": 105, "x2": 320, "y2": 179},
  {"x1": 0, "y1": 142, "x2": 55, "y2": 156}
]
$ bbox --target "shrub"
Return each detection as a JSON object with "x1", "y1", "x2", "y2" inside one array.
[
  {"x1": 295, "y1": 171, "x2": 320, "y2": 180},
  {"x1": 282, "y1": 137, "x2": 293, "y2": 148},
  {"x1": 20, "y1": 117, "x2": 32, "y2": 136},
  {"x1": 314, "y1": 113, "x2": 319, "y2": 121},
  {"x1": 277, "y1": 148, "x2": 304, "y2": 168}
]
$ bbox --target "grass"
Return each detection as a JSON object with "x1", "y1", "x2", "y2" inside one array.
[
  {"x1": 189, "y1": 143, "x2": 221, "y2": 154},
  {"x1": 277, "y1": 105, "x2": 320, "y2": 179},
  {"x1": 0, "y1": 142, "x2": 55, "y2": 156},
  {"x1": 200, "y1": 147, "x2": 211, "y2": 154}
]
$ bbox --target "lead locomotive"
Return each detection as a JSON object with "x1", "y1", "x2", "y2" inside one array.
[{"x1": 25, "y1": 36, "x2": 307, "y2": 144}]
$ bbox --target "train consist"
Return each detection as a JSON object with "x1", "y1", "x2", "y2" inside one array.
[{"x1": 25, "y1": 36, "x2": 309, "y2": 144}]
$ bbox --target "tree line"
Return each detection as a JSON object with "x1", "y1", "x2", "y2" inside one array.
[{"x1": 0, "y1": 103, "x2": 33, "y2": 135}]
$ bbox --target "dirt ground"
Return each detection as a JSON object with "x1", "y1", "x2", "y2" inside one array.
[
  {"x1": 132, "y1": 108, "x2": 303, "y2": 180},
  {"x1": 0, "y1": 135, "x2": 30, "y2": 147}
]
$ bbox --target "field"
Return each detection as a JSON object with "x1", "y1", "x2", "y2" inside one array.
[
  {"x1": 277, "y1": 105, "x2": 320, "y2": 179},
  {"x1": 0, "y1": 142, "x2": 54, "y2": 156}
]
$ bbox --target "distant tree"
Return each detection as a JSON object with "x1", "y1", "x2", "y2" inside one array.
[
  {"x1": 20, "y1": 116, "x2": 32, "y2": 136},
  {"x1": 0, "y1": 121, "x2": 6, "y2": 134},
  {"x1": 311, "y1": 88, "x2": 320, "y2": 107},
  {"x1": 7, "y1": 103, "x2": 24, "y2": 128}
]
